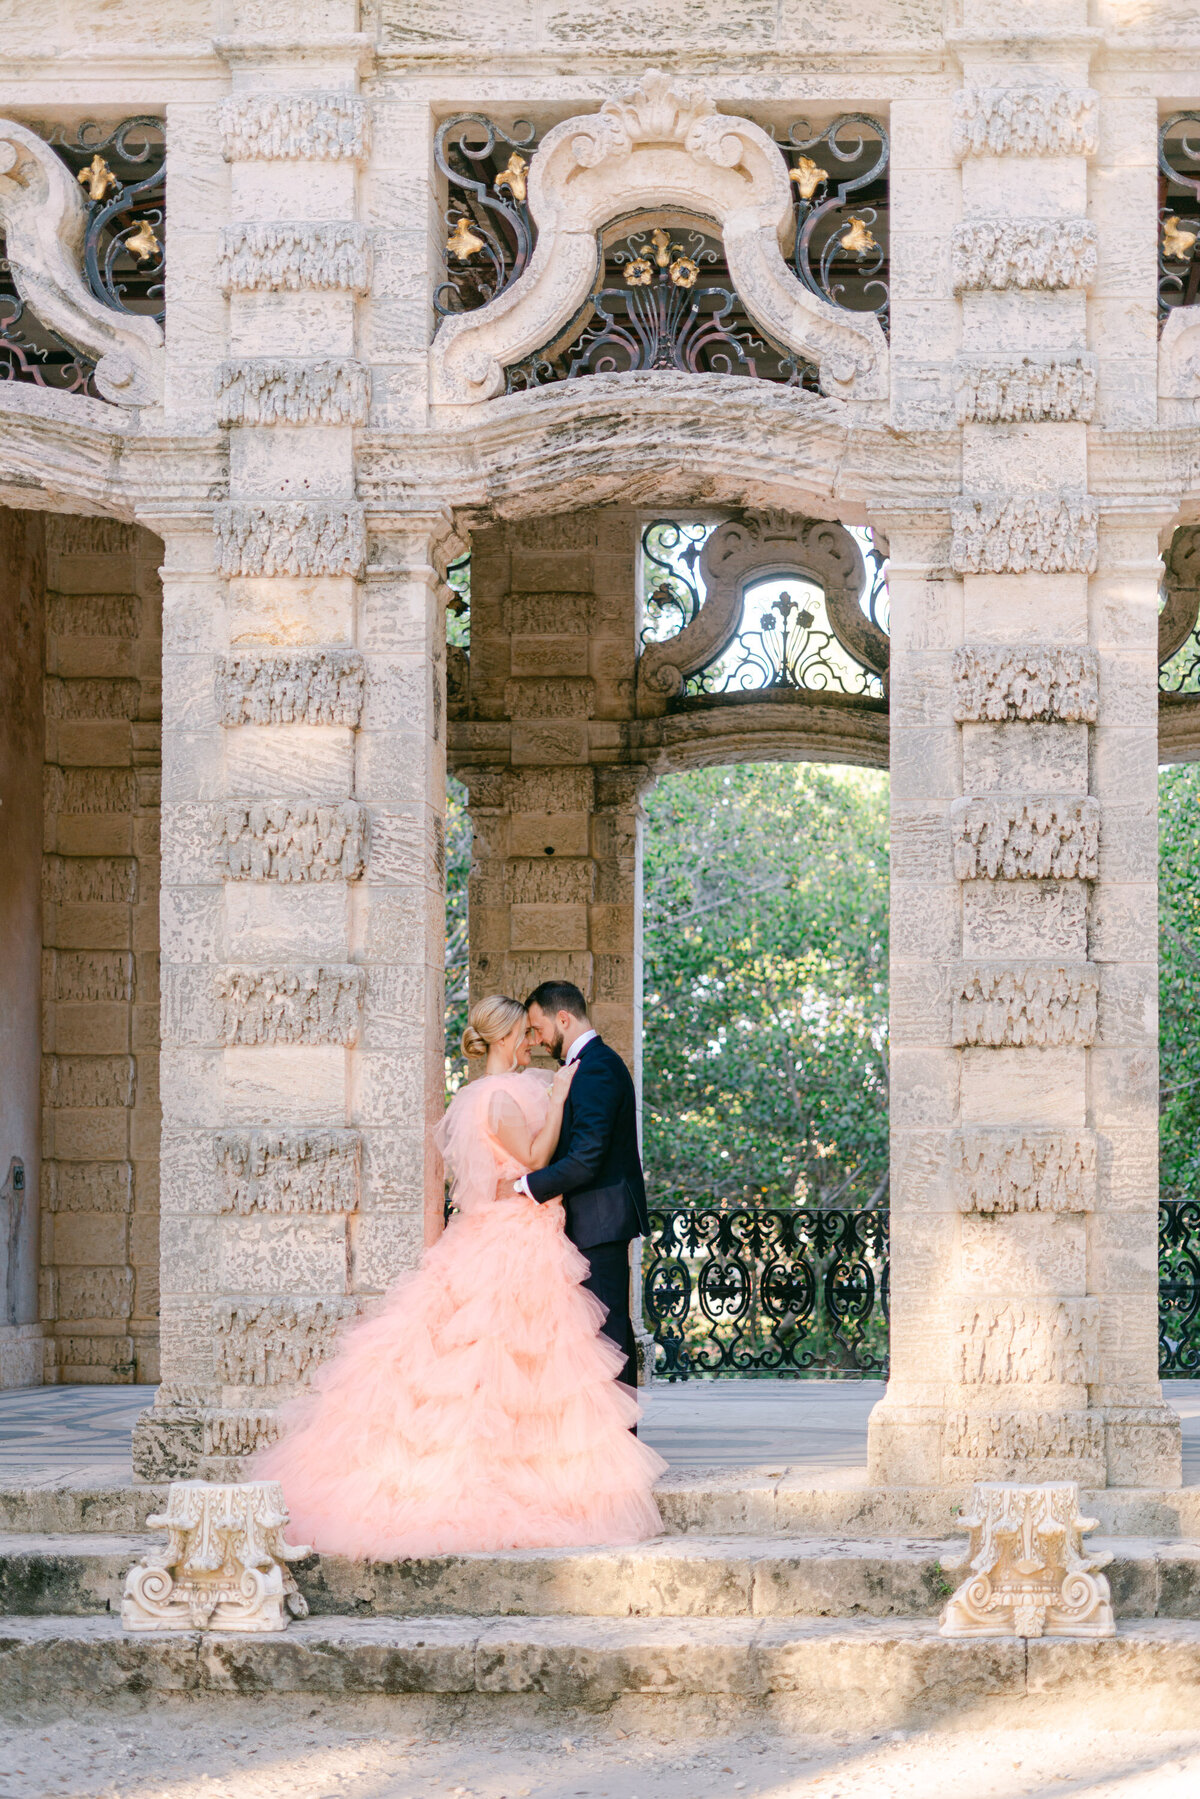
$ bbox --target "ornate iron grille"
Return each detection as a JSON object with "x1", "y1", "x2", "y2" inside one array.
[
  {"x1": 1160, "y1": 1198, "x2": 1200, "y2": 1376},
  {"x1": 0, "y1": 117, "x2": 165, "y2": 398},
  {"x1": 639, "y1": 515, "x2": 890, "y2": 699},
  {"x1": 504, "y1": 218, "x2": 822, "y2": 392},
  {"x1": 642, "y1": 1204, "x2": 889, "y2": 1380},
  {"x1": 1158, "y1": 114, "x2": 1200, "y2": 327},
  {"x1": 433, "y1": 110, "x2": 889, "y2": 365}
]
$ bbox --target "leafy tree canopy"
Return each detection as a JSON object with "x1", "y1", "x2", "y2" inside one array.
[
  {"x1": 640, "y1": 762, "x2": 889, "y2": 1208},
  {"x1": 1160, "y1": 764, "x2": 1200, "y2": 1196}
]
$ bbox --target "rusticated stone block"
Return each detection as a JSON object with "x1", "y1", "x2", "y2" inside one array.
[
  {"x1": 503, "y1": 678, "x2": 595, "y2": 718},
  {"x1": 951, "y1": 220, "x2": 1097, "y2": 290},
  {"x1": 46, "y1": 768, "x2": 138, "y2": 814},
  {"x1": 43, "y1": 950, "x2": 135, "y2": 1003},
  {"x1": 952, "y1": 647, "x2": 1099, "y2": 724},
  {"x1": 217, "y1": 966, "x2": 365, "y2": 1046},
  {"x1": 950, "y1": 497, "x2": 1098, "y2": 575},
  {"x1": 44, "y1": 677, "x2": 140, "y2": 720},
  {"x1": 213, "y1": 507, "x2": 367, "y2": 581},
  {"x1": 216, "y1": 802, "x2": 366, "y2": 882},
  {"x1": 205, "y1": 1410, "x2": 284, "y2": 1459},
  {"x1": 46, "y1": 591, "x2": 139, "y2": 637},
  {"x1": 45, "y1": 1162, "x2": 134, "y2": 1214},
  {"x1": 954, "y1": 1299, "x2": 1099, "y2": 1386},
  {"x1": 219, "y1": 92, "x2": 370, "y2": 162},
  {"x1": 216, "y1": 223, "x2": 370, "y2": 293},
  {"x1": 506, "y1": 858, "x2": 595, "y2": 903},
  {"x1": 215, "y1": 359, "x2": 371, "y2": 427},
  {"x1": 42, "y1": 857, "x2": 138, "y2": 904},
  {"x1": 954, "y1": 1130, "x2": 1097, "y2": 1213},
  {"x1": 56, "y1": 1266, "x2": 134, "y2": 1321},
  {"x1": 951, "y1": 797, "x2": 1100, "y2": 881},
  {"x1": 214, "y1": 1299, "x2": 359, "y2": 1385},
  {"x1": 951, "y1": 85, "x2": 1098, "y2": 157},
  {"x1": 216, "y1": 1129, "x2": 361, "y2": 1213},
  {"x1": 42, "y1": 1054, "x2": 137, "y2": 1109},
  {"x1": 952, "y1": 963, "x2": 1099, "y2": 1048},
  {"x1": 942, "y1": 1410, "x2": 1106, "y2": 1483},
  {"x1": 954, "y1": 356, "x2": 1097, "y2": 424},
  {"x1": 216, "y1": 652, "x2": 365, "y2": 727}
]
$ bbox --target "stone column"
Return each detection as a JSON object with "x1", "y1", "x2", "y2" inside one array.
[
  {"x1": 135, "y1": 40, "x2": 447, "y2": 1477},
  {"x1": 869, "y1": 39, "x2": 1180, "y2": 1487}
]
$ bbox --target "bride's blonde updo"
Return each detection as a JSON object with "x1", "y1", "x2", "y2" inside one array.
[{"x1": 461, "y1": 994, "x2": 526, "y2": 1060}]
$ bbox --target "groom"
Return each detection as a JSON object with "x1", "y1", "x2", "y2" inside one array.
[{"x1": 502, "y1": 979, "x2": 649, "y2": 1389}]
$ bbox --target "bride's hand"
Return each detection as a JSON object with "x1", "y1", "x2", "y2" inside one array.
[{"x1": 549, "y1": 1061, "x2": 578, "y2": 1103}]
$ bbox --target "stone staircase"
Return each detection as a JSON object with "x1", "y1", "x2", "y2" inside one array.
[{"x1": 5, "y1": 1470, "x2": 1200, "y2": 1727}]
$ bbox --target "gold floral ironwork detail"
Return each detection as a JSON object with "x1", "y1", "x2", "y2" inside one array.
[
  {"x1": 651, "y1": 226, "x2": 673, "y2": 268},
  {"x1": 789, "y1": 156, "x2": 826, "y2": 201},
  {"x1": 125, "y1": 218, "x2": 161, "y2": 263},
  {"x1": 447, "y1": 216, "x2": 486, "y2": 260},
  {"x1": 624, "y1": 257, "x2": 654, "y2": 286},
  {"x1": 494, "y1": 153, "x2": 528, "y2": 204},
  {"x1": 78, "y1": 155, "x2": 116, "y2": 202},
  {"x1": 669, "y1": 256, "x2": 699, "y2": 289},
  {"x1": 840, "y1": 216, "x2": 878, "y2": 258},
  {"x1": 1163, "y1": 214, "x2": 1197, "y2": 261}
]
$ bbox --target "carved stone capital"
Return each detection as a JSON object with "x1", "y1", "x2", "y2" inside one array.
[
  {"x1": 121, "y1": 1480, "x2": 311, "y2": 1632},
  {"x1": 951, "y1": 87, "x2": 1098, "y2": 159},
  {"x1": 950, "y1": 496, "x2": 1099, "y2": 575},
  {"x1": 951, "y1": 220, "x2": 1098, "y2": 291},
  {"x1": 220, "y1": 92, "x2": 370, "y2": 163},
  {"x1": 952, "y1": 961, "x2": 1099, "y2": 1047},
  {"x1": 940, "y1": 1482, "x2": 1114, "y2": 1639},
  {"x1": 215, "y1": 358, "x2": 371, "y2": 426},
  {"x1": 431, "y1": 72, "x2": 887, "y2": 405}
]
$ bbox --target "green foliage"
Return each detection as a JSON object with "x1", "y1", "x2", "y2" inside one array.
[
  {"x1": 1160, "y1": 764, "x2": 1200, "y2": 1194},
  {"x1": 444, "y1": 773, "x2": 471, "y2": 1097},
  {"x1": 640, "y1": 762, "x2": 889, "y2": 1208}
]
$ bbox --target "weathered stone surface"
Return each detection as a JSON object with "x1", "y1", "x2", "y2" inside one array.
[
  {"x1": 216, "y1": 223, "x2": 370, "y2": 292},
  {"x1": 216, "y1": 1129, "x2": 361, "y2": 1214},
  {"x1": 215, "y1": 359, "x2": 371, "y2": 427},
  {"x1": 216, "y1": 966, "x2": 364, "y2": 1046},
  {"x1": 951, "y1": 221, "x2": 1098, "y2": 290},
  {"x1": 955, "y1": 356, "x2": 1098, "y2": 424},
  {"x1": 43, "y1": 951, "x2": 135, "y2": 1004},
  {"x1": 214, "y1": 1299, "x2": 359, "y2": 1384},
  {"x1": 951, "y1": 87, "x2": 1098, "y2": 158},
  {"x1": 220, "y1": 93, "x2": 370, "y2": 162},
  {"x1": 952, "y1": 647, "x2": 1099, "y2": 723},
  {"x1": 954, "y1": 1300, "x2": 1099, "y2": 1386},
  {"x1": 951, "y1": 798, "x2": 1100, "y2": 881},
  {"x1": 952, "y1": 963, "x2": 1099, "y2": 1048},
  {"x1": 216, "y1": 801, "x2": 366, "y2": 881},
  {"x1": 216, "y1": 652, "x2": 364, "y2": 727},
  {"x1": 954, "y1": 1130, "x2": 1097, "y2": 1213},
  {"x1": 42, "y1": 1055, "x2": 136, "y2": 1109},
  {"x1": 942, "y1": 1411, "x2": 1107, "y2": 1484},
  {"x1": 213, "y1": 508, "x2": 367, "y2": 581},
  {"x1": 950, "y1": 498, "x2": 1099, "y2": 575}
]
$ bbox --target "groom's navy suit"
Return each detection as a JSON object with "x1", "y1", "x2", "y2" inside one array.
[{"x1": 525, "y1": 1034, "x2": 649, "y2": 1388}]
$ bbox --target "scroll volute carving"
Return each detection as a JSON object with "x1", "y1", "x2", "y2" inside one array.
[
  {"x1": 636, "y1": 511, "x2": 889, "y2": 710},
  {"x1": 1160, "y1": 525, "x2": 1200, "y2": 667}
]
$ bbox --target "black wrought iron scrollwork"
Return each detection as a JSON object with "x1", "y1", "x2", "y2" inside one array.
[
  {"x1": 1158, "y1": 114, "x2": 1200, "y2": 327},
  {"x1": 1160, "y1": 1199, "x2": 1200, "y2": 1376},
  {"x1": 505, "y1": 218, "x2": 821, "y2": 393},
  {"x1": 640, "y1": 519, "x2": 711, "y2": 645},
  {"x1": 0, "y1": 284, "x2": 100, "y2": 395},
  {"x1": 434, "y1": 115, "x2": 540, "y2": 317},
  {"x1": 47, "y1": 118, "x2": 166, "y2": 323},
  {"x1": 780, "y1": 116, "x2": 890, "y2": 335},
  {"x1": 642, "y1": 1204, "x2": 889, "y2": 1381}
]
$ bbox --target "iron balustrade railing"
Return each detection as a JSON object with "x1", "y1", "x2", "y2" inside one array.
[
  {"x1": 1159, "y1": 1198, "x2": 1200, "y2": 1376},
  {"x1": 641, "y1": 1203, "x2": 889, "y2": 1381}
]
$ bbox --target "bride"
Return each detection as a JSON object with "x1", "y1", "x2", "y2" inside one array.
[{"x1": 254, "y1": 994, "x2": 665, "y2": 1558}]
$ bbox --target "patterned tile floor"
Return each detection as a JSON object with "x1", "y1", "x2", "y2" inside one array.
[{"x1": 1, "y1": 1380, "x2": 1199, "y2": 1482}]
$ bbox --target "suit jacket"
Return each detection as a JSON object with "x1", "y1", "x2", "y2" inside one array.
[{"x1": 525, "y1": 1035, "x2": 650, "y2": 1251}]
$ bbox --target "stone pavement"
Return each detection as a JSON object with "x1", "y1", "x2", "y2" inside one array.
[{"x1": 3, "y1": 1378, "x2": 1200, "y2": 1484}]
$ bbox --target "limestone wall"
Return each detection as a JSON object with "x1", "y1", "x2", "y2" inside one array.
[{"x1": 40, "y1": 518, "x2": 163, "y2": 1386}]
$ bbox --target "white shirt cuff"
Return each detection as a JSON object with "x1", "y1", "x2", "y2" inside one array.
[{"x1": 515, "y1": 1175, "x2": 532, "y2": 1199}]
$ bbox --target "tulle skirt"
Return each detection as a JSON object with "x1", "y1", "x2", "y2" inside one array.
[{"x1": 253, "y1": 1194, "x2": 666, "y2": 1558}]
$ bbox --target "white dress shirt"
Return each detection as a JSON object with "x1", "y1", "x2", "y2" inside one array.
[{"x1": 514, "y1": 1029, "x2": 597, "y2": 1199}]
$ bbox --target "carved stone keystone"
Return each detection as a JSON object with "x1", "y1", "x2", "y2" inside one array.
[
  {"x1": 121, "y1": 1480, "x2": 310, "y2": 1632},
  {"x1": 940, "y1": 1481, "x2": 1114, "y2": 1639}
]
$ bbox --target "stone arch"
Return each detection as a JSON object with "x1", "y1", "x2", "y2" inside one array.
[{"x1": 430, "y1": 73, "x2": 888, "y2": 408}]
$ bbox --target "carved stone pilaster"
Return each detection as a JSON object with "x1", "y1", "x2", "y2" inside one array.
[
  {"x1": 213, "y1": 505, "x2": 367, "y2": 580},
  {"x1": 951, "y1": 221, "x2": 1098, "y2": 291},
  {"x1": 220, "y1": 92, "x2": 370, "y2": 163},
  {"x1": 950, "y1": 497, "x2": 1099, "y2": 575},
  {"x1": 216, "y1": 223, "x2": 371, "y2": 293}
]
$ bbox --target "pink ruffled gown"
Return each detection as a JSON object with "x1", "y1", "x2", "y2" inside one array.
[{"x1": 254, "y1": 1070, "x2": 666, "y2": 1558}]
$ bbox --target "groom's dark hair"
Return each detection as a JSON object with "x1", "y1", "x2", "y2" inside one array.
[{"x1": 525, "y1": 979, "x2": 589, "y2": 1020}]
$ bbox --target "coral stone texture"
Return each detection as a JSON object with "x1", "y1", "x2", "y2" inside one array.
[{"x1": 0, "y1": 0, "x2": 1185, "y2": 1503}]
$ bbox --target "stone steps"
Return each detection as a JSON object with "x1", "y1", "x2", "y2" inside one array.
[
  {"x1": 7, "y1": 1470, "x2": 1200, "y2": 1538},
  {"x1": 5, "y1": 1613, "x2": 1200, "y2": 1729},
  {"x1": 7, "y1": 1531, "x2": 1200, "y2": 1622}
]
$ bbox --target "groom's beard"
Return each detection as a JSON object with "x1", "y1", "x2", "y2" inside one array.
[{"x1": 545, "y1": 1027, "x2": 566, "y2": 1062}]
